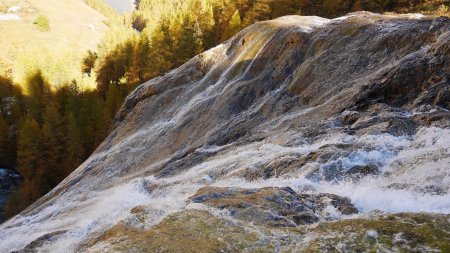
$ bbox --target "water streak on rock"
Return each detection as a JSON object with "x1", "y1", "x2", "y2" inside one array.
[{"x1": 0, "y1": 12, "x2": 449, "y2": 252}]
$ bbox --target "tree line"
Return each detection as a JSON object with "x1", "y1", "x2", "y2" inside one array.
[
  {"x1": 0, "y1": 0, "x2": 447, "y2": 219},
  {"x1": 0, "y1": 72, "x2": 129, "y2": 217},
  {"x1": 91, "y1": 0, "x2": 449, "y2": 98}
]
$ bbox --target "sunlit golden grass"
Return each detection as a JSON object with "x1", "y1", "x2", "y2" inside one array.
[{"x1": 0, "y1": 0, "x2": 107, "y2": 88}]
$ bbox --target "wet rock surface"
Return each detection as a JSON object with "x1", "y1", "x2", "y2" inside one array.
[
  {"x1": 0, "y1": 12, "x2": 449, "y2": 252},
  {"x1": 190, "y1": 186, "x2": 357, "y2": 226},
  {"x1": 85, "y1": 210, "x2": 450, "y2": 253}
]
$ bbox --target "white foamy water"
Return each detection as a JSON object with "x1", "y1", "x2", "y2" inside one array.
[
  {"x1": 0, "y1": 178, "x2": 152, "y2": 251},
  {"x1": 2, "y1": 126, "x2": 448, "y2": 252},
  {"x1": 0, "y1": 14, "x2": 448, "y2": 252},
  {"x1": 200, "y1": 127, "x2": 450, "y2": 214}
]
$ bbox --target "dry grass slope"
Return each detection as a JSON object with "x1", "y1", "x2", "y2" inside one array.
[{"x1": 0, "y1": 0, "x2": 107, "y2": 83}]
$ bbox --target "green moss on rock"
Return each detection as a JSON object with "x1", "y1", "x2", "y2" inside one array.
[
  {"x1": 88, "y1": 210, "x2": 264, "y2": 252},
  {"x1": 304, "y1": 213, "x2": 450, "y2": 252},
  {"x1": 86, "y1": 210, "x2": 449, "y2": 253}
]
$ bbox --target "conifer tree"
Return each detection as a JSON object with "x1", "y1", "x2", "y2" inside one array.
[
  {"x1": 96, "y1": 47, "x2": 125, "y2": 98},
  {"x1": 191, "y1": 0, "x2": 215, "y2": 50},
  {"x1": 5, "y1": 177, "x2": 44, "y2": 218},
  {"x1": 270, "y1": 0, "x2": 301, "y2": 17},
  {"x1": 243, "y1": 0, "x2": 272, "y2": 26},
  {"x1": 40, "y1": 101, "x2": 66, "y2": 186},
  {"x1": 148, "y1": 17, "x2": 176, "y2": 76},
  {"x1": 64, "y1": 112, "x2": 85, "y2": 175},
  {"x1": 0, "y1": 117, "x2": 11, "y2": 167},
  {"x1": 3, "y1": 190, "x2": 21, "y2": 219},
  {"x1": 78, "y1": 92, "x2": 108, "y2": 155},
  {"x1": 62, "y1": 80, "x2": 82, "y2": 121},
  {"x1": 175, "y1": 15, "x2": 204, "y2": 65},
  {"x1": 224, "y1": 10, "x2": 242, "y2": 39},
  {"x1": 212, "y1": 0, "x2": 238, "y2": 43},
  {"x1": 105, "y1": 83, "x2": 124, "y2": 122},
  {"x1": 25, "y1": 71, "x2": 49, "y2": 125},
  {"x1": 16, "y1": 117, "x2": 42, "y2": 179},
  {"x1": 127, "y1": 41, "x2": 141, "y2": 86},
  {"x1": 81, "y1": 50, "x2": 98, "y2": 76},
  {"x1": 137, "y1": 34, "x2": 152, "y2": 81}
]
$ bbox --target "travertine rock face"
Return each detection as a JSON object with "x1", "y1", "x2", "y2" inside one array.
[
  {"x1": 1, "y1": 12, "x2": 449, "y2": 252},
  {"x1": 190, "y1": 186, "x2": 358, "y2": 226}
]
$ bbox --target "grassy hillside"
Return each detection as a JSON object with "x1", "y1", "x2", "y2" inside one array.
[{"x1": 0, "y1": 0, "x2": 107, "y2": 88}]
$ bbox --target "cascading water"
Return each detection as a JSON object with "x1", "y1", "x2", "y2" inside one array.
[{"x1": 0, "y1": 13, "x2": 449, "y2": 252}]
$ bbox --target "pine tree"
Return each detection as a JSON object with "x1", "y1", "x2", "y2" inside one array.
[
  {"x1": 16, "y1": 117, "x2": 42, "y2": 179},
  {"x1": 323, "y1": 0, "x2": 341, "y2": 17},
  {"x1": 64, "y1": 112, "x2": 85, "y2": 175},
  {"x1": 105, "y1": 83, "x2": 124, "y2": 122},
  {"x1": 192, "y1": 0, "x2": 215, "y2": 50},
  {"x1": 81, "y1": 50, "x2": 98, "y2": 76},
  {"x1": 79, "y1": 93, "x2": 97, "y2": 156},
  {"x1": 40, "y1": 101, "x2": 66, "y2": 186},
  {"x1": 125, "y1": 37, "x2": 144, "y2": 86},
  {"x1": 132, "y1": 13, "x2": 147, "y2": 31},
  {"x1": 212, "y1": 0, "x2": 238, "y2": 43},
  {"x1": 25, "y1": 71, "x2": 49, "y2": 125},
  {"x1": 175, "y1": 15, "x2": 204, "y2": 65},
  {"x1": 224, "y1": 10, "x2": 242, "y2": 39},
  {"x1": 96, "y1": 46, "x2": 126, "y2": 99},
  {"x1": 4, "y1": 190, "x2": 22, "y2": 219},
  {"x1": 137, "y1": 34, "x2": 152, "y2": 81},
  {"x1": 9, "y1": 85, "x2": 26, "y2": 125},
  {"x1": 0, "y1": 117, "x2": 11, "y2": 167},
  {"x1": 231, "y1": 0, "x2": 258, "y2": 22},
  {"x1": 64, "y1": 80, "x2": 81, "y2": 118},
  {"x1": 148, "y1": 17, "x2": 176, "y2": 77},
  {"x1": 0, "y1": 76, "x2": 21, "y2": 168},
  {"x1": 270, "y1": 0, "x2": 301, "y2": 17},
  {"x1": 4, "y1": 178, "x2": 44, "y2": 218},
  {"x1": 79, "y1": 92, "x2": 108, "y2": 155},
  {"x1": 243, "y1": 0, "x2": 272, "y2": 26}
]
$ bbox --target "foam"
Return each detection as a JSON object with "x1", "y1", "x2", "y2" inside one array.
[
  {"x1": 2, "y1": 125, "x2": 449, "y2": 251},
  {"x1": 0, "y1": 178, "x2": 154, "y2": 251},
  {"x1": 210, "y1": 127, "x2": 450, "y2": 214},
  {"x1": 319, "y1": 181, "x2": 450, "y2": 214},
  {"x1": 0, "y1": 12, "x2": 448, "y2": 251}
]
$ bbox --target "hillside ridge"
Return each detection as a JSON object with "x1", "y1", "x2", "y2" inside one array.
[{"x1": 0, "y1": 0, "x2": 107, "y2": 83}]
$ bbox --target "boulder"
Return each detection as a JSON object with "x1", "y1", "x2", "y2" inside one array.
[{"x1": 190, "y1": 186, "x2": 358, "y2": 226}]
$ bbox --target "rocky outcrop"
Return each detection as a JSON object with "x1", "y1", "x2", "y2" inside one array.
[
  {"x1": 0, "y1": 12, "x2": 449, "y2": 252},
  {"x1": 190, "y1": 187, "x2": 357, "y2": 226},
  {"x1": 303, "y1": 212, "x2": 450, "y2": 252},
  {"x1": 85, "y1": 210, "x2": 450, "y2": 252}
]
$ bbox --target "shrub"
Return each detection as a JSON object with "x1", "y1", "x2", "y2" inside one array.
[{"x1": 33, "y1": 14, "x2": 50, "y2": 32}]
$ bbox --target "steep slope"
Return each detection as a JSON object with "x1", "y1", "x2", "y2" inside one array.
[{"x1": 1, "y1": 12, "x2": 449, "y2": 252}]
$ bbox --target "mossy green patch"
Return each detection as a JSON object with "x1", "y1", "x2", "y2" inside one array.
[
  {"x1": 88, "y1": 210, "x2": 265, "y2": 253},
  {"x1": 86, "y1": 210, "x2": 449, "y2": 253},
  {"x1": 304, "y1": 213, "x2": 450, "y2": 252}
]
